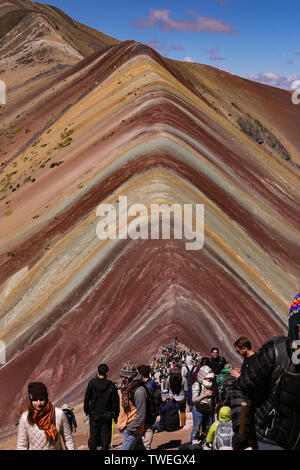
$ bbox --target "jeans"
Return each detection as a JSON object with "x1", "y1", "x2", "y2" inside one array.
[
  {"x1": 120, "y1": 430, "x2": 146, "y2": 450},
  {"x1": 190, "y1": 409, "x2": 214, "y2": 443}
]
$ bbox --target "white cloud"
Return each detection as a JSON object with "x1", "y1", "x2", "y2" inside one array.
[
  {"x1": 184, "y1": 57, "x2": 193, "y2": 62},
  {"x1": 135, "y1": 8, "x2": 233, "y2": 34},
  {"x1": 247, "y1": 72, "x2": 300, "y2": 90}
]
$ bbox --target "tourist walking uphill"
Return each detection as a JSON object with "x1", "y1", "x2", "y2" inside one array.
[
  {"x1": 84, "y1": 363, "x2": 119, "y2": 450},
  {"x1": 117, "y1": 361, "x2": 147, "y2": 450},
  {"x1": 137, "y1": 364, "x2": 161, "y2": 450},
  {"x1": 17, "y1": 382, "x2": 75, "y2": 450},
  {"x1": 231, "y1": 292, "x2": 300, "y2": 450}
]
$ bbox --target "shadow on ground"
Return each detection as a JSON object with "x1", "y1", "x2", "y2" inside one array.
[{"x1": 156, "y1": 439, "x2": 182, "y2": 450}]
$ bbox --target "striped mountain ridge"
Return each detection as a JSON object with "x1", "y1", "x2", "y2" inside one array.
[{"x1": 0, "y1": 10, "x2": 299, "y2": 434}]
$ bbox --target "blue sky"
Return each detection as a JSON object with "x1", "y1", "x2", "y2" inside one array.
[{"x1": 37, "y1": 0, "x2": 300, "y2": 89}]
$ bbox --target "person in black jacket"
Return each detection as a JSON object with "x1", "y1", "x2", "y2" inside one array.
[
  {"x1": 84, "y1": 363, "x2": 119, "y2": 451},
  {"x1": 231, "y1": 292, "x2": 300, "y2": 450},
  {"x1": 208, "y1": 348, "x2": 227, "y2": 375}
]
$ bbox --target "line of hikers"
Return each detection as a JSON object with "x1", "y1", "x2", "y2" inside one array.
[{"x1": 16, "y1": 292, "x2": 300, "y2": 450}]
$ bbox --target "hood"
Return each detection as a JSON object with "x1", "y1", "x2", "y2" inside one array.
[
  {"x1": 186, "y1": 356, "x2": 193, "y2": 366},
  {"x1": 132, "y1": 376, "x2": 145, "y2": 387},
  {"x1": 197, "y1": 365, "x2": 214, "y2": 383},
  {"x1": 219, "y1": 406, "x2": 232, "y2": 422},
  {"x1": 95, "y1": 378, "x2": 111, "y2": 392}
]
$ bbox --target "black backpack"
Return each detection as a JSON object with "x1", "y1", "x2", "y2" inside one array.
[
  {"x1": 185, "y1": 365, "x2": 195, "y2": 386},
  {"x1": 219, "y1": 374, "x2": 236, "y2": 406},
  {"x1": 163, "y1": 404, "x2": 180, "y2": 432},
  {"x1": 131, "y1": 384, "x2": 157, "y2": 426}
]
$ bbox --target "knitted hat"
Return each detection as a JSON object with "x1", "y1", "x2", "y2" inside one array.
[
  {"x1": 161, "y1": 389, "x2": 169, "y2": 399},
  {"x1": 289, "y1": 293, "x2": 300, "y2": 341},
  {"x1": 28, "y1": 382, "x2": 48, "y2": 402},
  {"x1": 120, "y1": 361, "x2": 137, "y2": 379}
]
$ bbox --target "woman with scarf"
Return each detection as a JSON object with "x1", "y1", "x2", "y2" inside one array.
[{"x1": 17, "y1": 382, "x2": 75, "y2": 450}]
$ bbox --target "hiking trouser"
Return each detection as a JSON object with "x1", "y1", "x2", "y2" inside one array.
[
  {"x1": 190, "y1": 409, "x2": 214, "y2": 443},
  {"x1": 177, "y1": 398, "x2": 187, "y2": 426},
  {"x1": 88, "y1": 418, "x2": 111, "y2": 450},
  {"x1": 142, "y1": 425, "x2": 154, "y2": 450},
  {"x1": 120, "y1": 430, "x2": 146, "y2": 450}
]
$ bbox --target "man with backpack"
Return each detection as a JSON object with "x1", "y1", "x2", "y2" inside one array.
[
  {"x1": 231, "y1": 292, "x2": 300, "y2": 450},
  {"x1": 206, "y1": 406, "x2": 233, "y2": 450},
  {"x1": 84, "y1": 364, "x2": 119, "y2": 450},
  {"x1": 137, "y1": 364, "x2": 161, "y2": 450},
  {"x1": 118, "y1": 361, "x2": 156, "y2": 450}
]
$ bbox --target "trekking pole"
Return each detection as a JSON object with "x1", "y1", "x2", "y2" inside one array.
[
  {"x1": 193, "y1": 427, "x2": 207, "y2": 437},
  {"x1": 111, "y1": 419, "x2": 114, "y2": 448},
  {"x1": 239, "y1": 402, "x2": 247, "y2": 438}
]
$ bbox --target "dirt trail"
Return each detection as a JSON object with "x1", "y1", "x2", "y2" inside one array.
[{"x1": 0, "y1": 402, "x2": 195, "y2": 450}]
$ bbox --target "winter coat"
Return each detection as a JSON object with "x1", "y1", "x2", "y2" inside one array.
[
  {"x1": 231, "y1": 334, "x2": 300, "y2": 450},
  {"x1": 208, "y1": 356, "x2": 227, "y2": 375},
  {"x1": 84, "y1": 377, "x2": 119, "y2": 422},
  {"x1": 192, "y1": 366, "x2": 214, "y2": 413},
  {"x1": 17, "y1": 407, "x2": 75, "y2": 450}
]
